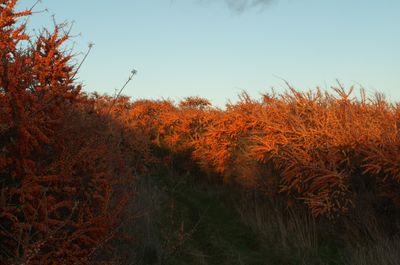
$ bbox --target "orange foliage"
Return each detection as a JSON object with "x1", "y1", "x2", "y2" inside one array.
[
  {"x1": 178, "y1": 96, "x2": 211, "y2": 110},
  {"x1": 125, "y1": 89, "x2": 399, "y2": 219},
  {"x1": 1, "y1": 2, "x2": 149, "y2": 264}
]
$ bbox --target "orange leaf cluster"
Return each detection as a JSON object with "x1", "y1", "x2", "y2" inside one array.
[
  {"x1": 125, "y1": 89, "x2": 399, "y2": 219},
  {"x1": 1, "y1": 2, "x2": 150, "y2": 264}
]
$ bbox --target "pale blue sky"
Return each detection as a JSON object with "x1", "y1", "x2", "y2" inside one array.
[{"x1": 19, "y1": 0, "x2": 400, "y2": 106}]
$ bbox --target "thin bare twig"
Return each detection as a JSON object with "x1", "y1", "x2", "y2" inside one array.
[
  {"x1": 71, "y1": 42, "x2": 94, "y2": 80},
  {"x1": 108, "y1": 69, "x2": 137, "y2": 114}
]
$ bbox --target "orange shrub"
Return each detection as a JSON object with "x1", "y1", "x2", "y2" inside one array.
[{"x1": 0, "y1": 2, "x2": 149, "y2": 264}]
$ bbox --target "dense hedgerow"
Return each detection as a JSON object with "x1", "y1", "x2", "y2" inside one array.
[
  {"x1": 125, "y1": 89, "x2": 400, "y2": 219},
  {"x1": 0, "y1": 1, "x2": 150, "y2": 264}
]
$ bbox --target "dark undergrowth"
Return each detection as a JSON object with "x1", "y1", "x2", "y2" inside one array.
[{"x1": 128, "y1": 166, "x2": 397, "y2": 265}]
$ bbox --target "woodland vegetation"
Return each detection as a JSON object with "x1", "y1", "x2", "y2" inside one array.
[{"x1": 1, "y1": 1, "x2": 399, "y2": 264}]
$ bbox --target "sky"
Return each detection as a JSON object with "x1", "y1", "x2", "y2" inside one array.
[{"x1": 18, "y1": 0, "x2": 400, "y2": 106}]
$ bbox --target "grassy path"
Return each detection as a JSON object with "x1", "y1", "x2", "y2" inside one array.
[
  {"x1": 136, "y1": 171, "x2": 344, "y2": 265},
  {"x1": 159, "y1": 175, "x2": 294, "y2": 265}
]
